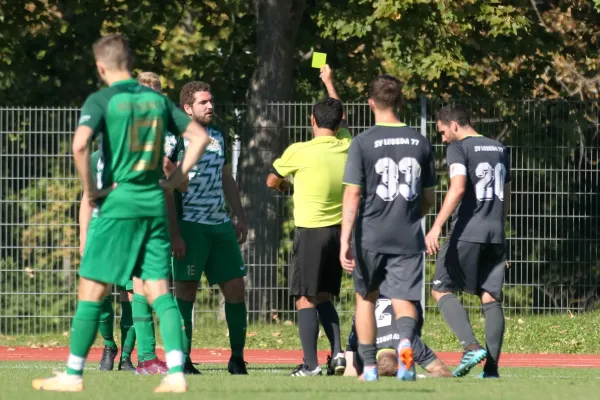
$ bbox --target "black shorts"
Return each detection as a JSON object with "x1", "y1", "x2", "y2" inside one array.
[
  {"x1": 290, "y1": 225, "x2": 342, "y2": 297},
  {"x1": 353, "y1": 248, "x2": 424, "y2": 301},
  {"x1": 432, "y1": 239, "x2": 506, "y2": 301}
]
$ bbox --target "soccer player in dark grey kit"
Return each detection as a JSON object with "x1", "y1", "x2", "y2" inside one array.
[
  {"x1": 425, "y1": 105, "x2": 511, "y2": 379},
  {"x1": 340, "y1": 75, "x2": 437, "y2": 382}
]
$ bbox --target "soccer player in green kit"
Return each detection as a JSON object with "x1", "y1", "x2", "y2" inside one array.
[
  {"x1": 32, "y1": 34, "x2": 210, "y2": 393},
  {"x1": 165, "y1": 81, "x2": 249, "y2": 375},
  {"x1": 85, "y1": 72, "x2": 172, "y2": 374}
]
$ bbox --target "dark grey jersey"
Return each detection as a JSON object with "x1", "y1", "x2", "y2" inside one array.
[
  {"x1": 347, "y1": 297, "x2": 398, "y2": 351},
  {"x1": 343, "y1": 124, "x2": 437, "y2": 254},
  {"x1": 374, "y1": 298, "x2": 398, "y2": 349},
  {"x1": 446, "y1": 136, "x2": 511, "y2": 244}
]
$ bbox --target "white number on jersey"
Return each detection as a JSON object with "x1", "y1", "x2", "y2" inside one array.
[
  {"x1": 375, "y1": 157, "x2": 422, "y2": 202},
  {"x1": 475, "y1": 162, "x2": 506, "y2": 201},
  {"x1": 375, "y1": 299, "x2": 392, "y2": 328}
]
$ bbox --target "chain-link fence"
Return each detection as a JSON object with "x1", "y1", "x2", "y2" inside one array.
[{"x1": 1, "y1": 99, "x2": 599, "y2": 334}]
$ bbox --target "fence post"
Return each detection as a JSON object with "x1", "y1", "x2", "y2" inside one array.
[{"x1": 419, "y1": 93, "x2": 427, "y2": 318}]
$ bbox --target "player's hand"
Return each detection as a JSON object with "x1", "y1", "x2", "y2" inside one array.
[
  {"x1": 320, "y1": 64, "x2": 333, "y2": 85},
  {"x1": 235, "y1": 219, "x2": 248, "y2": 245},
  {"x1": 79, "y1": 241, "x2": 86, "y2": 257},
  {"x1": 87, "y1": 183, "x2": 117, "y2": 208},
  {"x1": 425, "y1": 226, "x2": 442, "y2": 255},
  {"x1": 277, "y1": 180, "x2": 292, "y2": 193},
  {"x1": 340, "y1": 241, "x2": 355, "y2": 272},
  {"x1": 171, "y1": 234, "x2": 186, "y2": 260}
]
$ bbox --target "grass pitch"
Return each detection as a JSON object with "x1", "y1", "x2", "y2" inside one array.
[{"x1": 2, "y1": 361, "x2": 599, "y2": 400}]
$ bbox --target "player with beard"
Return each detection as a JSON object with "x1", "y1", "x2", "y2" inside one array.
[{"x1": 165, "y1": 81, "x2": 249, "y2": 375}]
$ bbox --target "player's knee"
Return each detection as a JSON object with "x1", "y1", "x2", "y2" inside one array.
[
  {"x1": 78, "y1": 277, "x2": 109, "y2": 301},
  {"x1": 480, "y1": 291, "x2": 498, "y2": 304},
  {"x1": 174, "y1": 281, "x2": 198, "y2": 303},
  {"x1": 132, "y1": 277, "x2": 145, "y2": 295},
  {"x1": 143, "y1": 279, "x2": 170, "y2": 304},
  {"x1": 296, "y1": 296, "x2": 316, "y2": 309},
  {"x1": 356, "y1": 291, "x2": 378, "y2": 303},
  {"x1": 431, "y1": 290, "x2": 449, "y2": 303},
  {"x1": 220, "y1": 278, "x2": 245, "y2": 303}
]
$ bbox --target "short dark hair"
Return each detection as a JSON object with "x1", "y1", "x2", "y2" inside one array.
[
  {"x1": 179, "y1": 81, "x2": 211, "y2": 108},
  {"x1": 93, "y1": 34, "x2": 131, "y2": 70},
  {"x1": 368, "y1": 75, "x2": 403, "y2": 109},
  {"x1": 436, "y1": 105, "x2": 471, "y2": 127},
  {"x1": 312, "y1": 97, "x2": 343, "y2": 130}
]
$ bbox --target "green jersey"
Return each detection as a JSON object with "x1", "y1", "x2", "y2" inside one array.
[{"x1": 78, "y1": 78, "x2": 191, "y2": 218}]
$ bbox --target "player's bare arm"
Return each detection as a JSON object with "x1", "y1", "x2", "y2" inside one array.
[
  {"x1": 223, "y1": 164, "x2": 248, "y2": 244},
  {"x1": 163, "y1": 157, "x2": 188, "y2": 192},
  {"x1": 320, "y1": 64, "x2": 348, "y2": 128},
  {"x1": 162, "y1": 120, "x2": 210, "y2": 191},
  {"x1": 503, "y1": 183, "x2": 511, "y2": 217},
  {"x1": 162, "y1": 157, "x2": 186, "y2": 259},
  {"x1": 420, "y1": 187, "x2": 436, "y2": 218},
  {"x1": 72, "y1": 125, "x2": 116, "y2": 206},
  {"x1": 425, "y1": 175, "x2": 467, "y2": 255},
  {"x1": 265, "y1": 173, "x2": 292, "y2": 192},
  {"x1": 340, "y1": 184, "x2": 361, "y2": 272},
  {"x1": 78, "y1": 192, "x2": 93, "y2": 256}
]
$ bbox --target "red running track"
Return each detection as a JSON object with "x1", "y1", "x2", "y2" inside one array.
[{"x1": 1, "y1": 347, "x2": 600, "y2": 368}]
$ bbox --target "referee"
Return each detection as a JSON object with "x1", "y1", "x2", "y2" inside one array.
[{"x1": 266, "y1": 65, "x2": 351, "y2": 377}]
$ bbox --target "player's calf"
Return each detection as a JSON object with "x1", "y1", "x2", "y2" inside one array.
[
  {"x1": 221, "y1": 277, "x2": 249, "y2": 374},
  {"x1": 144, "y1": 279, "x2": 186, "y2": 377}
]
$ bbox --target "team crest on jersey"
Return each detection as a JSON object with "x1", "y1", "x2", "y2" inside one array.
[{"x1": 207, "y1": 137, "x2": 223, "y2": 155}]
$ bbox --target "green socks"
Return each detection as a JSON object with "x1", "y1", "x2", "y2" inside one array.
[
  {"x1": 120, "y1": 300, "x2": 136, "y2": 360},
  {"x1": 66, "y1": 300, "x2": 103, "y2": 376},
  {"x1": 176, "y1": 298, "x2": 194, "y2": 362},
  {"x1": 98, "y1": 296, "x2": 117, "y2": 350},
  {"x1": 225, "y1": 303, "x2": 247, "y2": 359},
  {"x1": 152, "y1": 294, "x2": 184, "y2": 374},
  {"x1": 133, "y1": 293, "x2": 157, "y2": 362}
]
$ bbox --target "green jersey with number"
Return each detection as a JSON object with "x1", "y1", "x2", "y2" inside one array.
[{"x1": 78, "y1": 78, "x2": 191, "y2": 218}]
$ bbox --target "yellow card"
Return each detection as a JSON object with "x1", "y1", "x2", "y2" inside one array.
[{"x1": 312, "y1": 52, "x2": 327, "y2": 68}]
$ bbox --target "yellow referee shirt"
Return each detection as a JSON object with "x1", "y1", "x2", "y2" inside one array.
[{"x1": 272, "y1": 128, "x2": 352, "y2": 228}]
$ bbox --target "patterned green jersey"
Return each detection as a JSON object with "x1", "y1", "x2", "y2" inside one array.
[
  {"x1": 78, "y1": 78, "x2": 190, "y2": 218},
  {"x1": 164, "y1": 126, "x2": 230, "y2": 225}
]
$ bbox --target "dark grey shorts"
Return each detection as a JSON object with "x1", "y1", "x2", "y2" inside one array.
[
  {"x1": 432, "y1": 239, "x2": 506, "y2": 301},
  {"x1": 353, "y1": 248, "x2": 424, "y2": 301}
]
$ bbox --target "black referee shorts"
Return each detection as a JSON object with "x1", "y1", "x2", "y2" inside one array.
[{"x1": 289, "y1": 225, "x2": 343, "y2": 297}]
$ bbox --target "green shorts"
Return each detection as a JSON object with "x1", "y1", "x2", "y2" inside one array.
[
  {"x1": 117, "y1": 280, "x2": 134, "y2": 292},
  {"x1": 172, "y1": 220, "x2": 246, "y2": 285},
  {"x1": 79, "y1": 216, "x2": 171, "y2": 287}
]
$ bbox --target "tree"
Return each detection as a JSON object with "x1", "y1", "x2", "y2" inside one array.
[{"x1": 239, "y1": 0, "x2": 308, "y2": 321}]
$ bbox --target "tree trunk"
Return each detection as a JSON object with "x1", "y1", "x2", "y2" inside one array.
[{"x1": 239, "y1": 0, "x2": 306, "y2": 322}]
